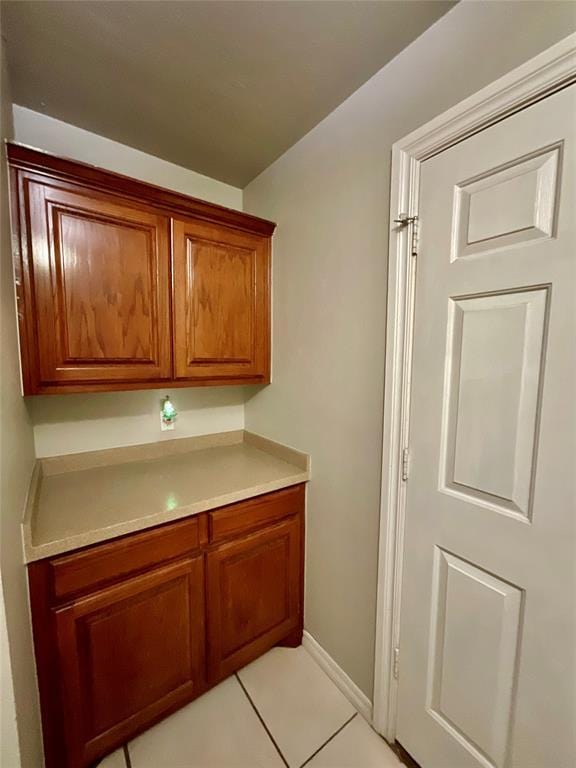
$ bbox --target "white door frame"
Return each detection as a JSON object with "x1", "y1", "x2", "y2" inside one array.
[{"x1": 373, "y1": 33, "x2": 576, "y2": 742}]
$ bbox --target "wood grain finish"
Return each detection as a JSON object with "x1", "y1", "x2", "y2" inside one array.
[
  {"x1": 191, "y1": 242, "x2": 253, "y2": 361},
  {"x1": 206, "y1": 514, "x2": 302, "y2": 683},
  {"x1": 58, "y1": 217, "x2": 153, "y2": 360},
  {"x1": 49, "y1": 516, "x2": 202, "y2": 602},
  {"x1": 172, "y1": 218, "x2": 270, "y2": 381},
  {"x1": 20, "y1": 174, "x2": 171, "y2": 387},
  {"x1": 29, "y1": 485, "x2": 305, "y2": 768},
  {"x1": 55, "y1": 557, "x2": 205, "y2": 766},
  {"x1": 28, "y1": 560, "x2": 69, "y2": 768},
  {"x1": 209, "y1": 484, "x2": 304, "y2": 543},
  {"x1": 8, "y1": 144, "x2": 274, "y2": 394}
]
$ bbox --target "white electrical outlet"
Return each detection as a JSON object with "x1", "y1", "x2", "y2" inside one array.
[{"x1": 160, "y1": 412, "x2": 175, "y2": 431}]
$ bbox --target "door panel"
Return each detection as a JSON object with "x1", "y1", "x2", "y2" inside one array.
[
  {"x1": 452, "y1": 144, "x2": 560, "y2": 259},
  {"x1": 55, "y1": 557, "x2": 204, "y2": 766},
  {"x1": 397, "y1": 85, "x2": 575, "y2": 768},
  {"x1": 206, "y1": 515, "x2": 301, "y2": 682},
  {"x1": 24, "y1": 176, "x2": 171, "y2": 386},
  {"x1": 441, "y1": 287, "x2": 548, "y2": 519},
  {"x1": 172, "y1": 217, "x2": 270, "y2": 381},
  {"x1": 427, "y1": 549, "x2": 523, "y2": 768}
]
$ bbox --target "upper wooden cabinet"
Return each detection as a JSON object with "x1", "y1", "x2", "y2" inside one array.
[
  {"x1": 8, "y1": 144, "x2": 274, "y2": 394},
  {"x1": 172, "y1": 218, "x2": 269, "y2": 381}
]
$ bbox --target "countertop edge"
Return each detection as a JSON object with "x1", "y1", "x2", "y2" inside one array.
[
  {"x1": 24, "y1": 471, "x2": 309, "y2": 563},
  {"x1": 22, "y1": 462, "x2": 42, "y2": 561}
]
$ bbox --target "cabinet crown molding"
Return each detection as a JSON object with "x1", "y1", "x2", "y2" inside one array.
[{"x1": 6, "y1": 142, "x2": 276, "y2": 236}]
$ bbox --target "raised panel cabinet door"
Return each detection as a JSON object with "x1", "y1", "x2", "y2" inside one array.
[
  {"x1": 206, "y1": 514, "x2": 302, "y2": 682},
  {"x1": 20, "y1": 175, "x2": 171, "y2": 391},
  {"x1": 54, "y1": 557, "x2": 205, "y2": 768},
  {"x1": 172, "y1": 217, "x2": 270, "y2": 382}
]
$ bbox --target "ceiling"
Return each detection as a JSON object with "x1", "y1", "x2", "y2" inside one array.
[{"x1": 1, "y1": 1, "x2": 455, "y2": 187}]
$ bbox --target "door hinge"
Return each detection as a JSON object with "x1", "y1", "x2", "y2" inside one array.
[
  {"x1": 401, "y1": 447, "x2": 410, "y2": 481},
  {"x1": 394, "y1": 213, "x2": 419, "y2": 257},
  {"x1": 393, "y1": 647, "x2": 400, "y2": 680}
]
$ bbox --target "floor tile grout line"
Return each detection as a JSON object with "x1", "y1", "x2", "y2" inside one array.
[
  {"x1": 235, "y1": 672, "x2": 290, "y2": 768},
  {"x1": 123, "y1": 743, "x2": 133, "y2": 768},
  {"x1": 298, "y1": 712, "x2": 358, "y2": 768}
]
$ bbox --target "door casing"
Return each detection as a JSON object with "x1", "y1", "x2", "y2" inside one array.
[{"x1": 372, "y1": 32, "x2": 576, "y2": 742}]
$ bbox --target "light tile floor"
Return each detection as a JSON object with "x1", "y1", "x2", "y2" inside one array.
[{"x1": 98, "y1": 646, "x2": 402, "y2": 768}]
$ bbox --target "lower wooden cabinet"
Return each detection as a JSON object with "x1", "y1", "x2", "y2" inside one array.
[
  {"x1": 207, "y1": 515, "x2": 302, "y2": 682},
  {"x1": 55, "y1": 558, "x2": 205, "y2": 767},
  {"x1": 28, "y1": 485, "x2": 305, "y2": 768}
]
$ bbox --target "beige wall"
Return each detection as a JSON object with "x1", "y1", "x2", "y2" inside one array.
[
  {"x1": 0, "y1": 40, "x2": 42, "y2": 768},
  {"x1": 0, "y1": 576, "x2": 21, "y2": 768},
  {"x1": 30, "y1": 387, "x2": 246, "y2": 458},
  {"x1": 243, "y1": 0, "x2": 576, "y2": 698},
  {"x1": 12, "y1": 107, "x2": 248, "y2": 458},
  {"x1": 0, "y1": 574, "x2": 20, "y2": 766}
]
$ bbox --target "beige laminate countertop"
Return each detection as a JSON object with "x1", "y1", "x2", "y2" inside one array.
[{"x1": 23, "y1": 430, "x2": 310, "y2": 563}]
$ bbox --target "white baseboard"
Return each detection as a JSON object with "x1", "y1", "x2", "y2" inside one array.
[{"x1": 302, "y1": 630, "x2": 373, "y2": 723}]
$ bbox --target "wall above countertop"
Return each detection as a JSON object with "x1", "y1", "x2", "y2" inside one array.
[{"x1": 27, "y1": 386, "x2": 248, "y2": 458}]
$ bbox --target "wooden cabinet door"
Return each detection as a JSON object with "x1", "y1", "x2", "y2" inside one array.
[
  {"x1": 206, "y1": 515, "x2": 302, "y2": 682},
  {"x1": 172, "y1": 217, "x2": 270, "y2": 383},
  {"x1": 54, "y1": 557, "x2": 205, "y2": 767},
  {"x1": 22, "y1": 176, "x2": 171, "y2": 390}
]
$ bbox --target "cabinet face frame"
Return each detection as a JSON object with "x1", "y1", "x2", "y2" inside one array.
[
  {"x1": 172, "y1": 217, "x2": 271, "y2": 383},
  {"x1": 8, "y1": 143, "x2": 274, "y2": 394}
]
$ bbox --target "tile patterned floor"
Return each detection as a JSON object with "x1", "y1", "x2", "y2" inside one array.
[{"x1": 98, "y1": 646, "x2": 401, "y2": 768}]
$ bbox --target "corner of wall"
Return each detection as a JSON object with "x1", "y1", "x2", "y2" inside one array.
[{"x1": 1, "y1": 38, "x2": 43, "y2": 768}]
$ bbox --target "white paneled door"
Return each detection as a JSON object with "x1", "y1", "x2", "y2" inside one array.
[{"x1": 396, "y1": 85, "x2": 575, "y2": 768}]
